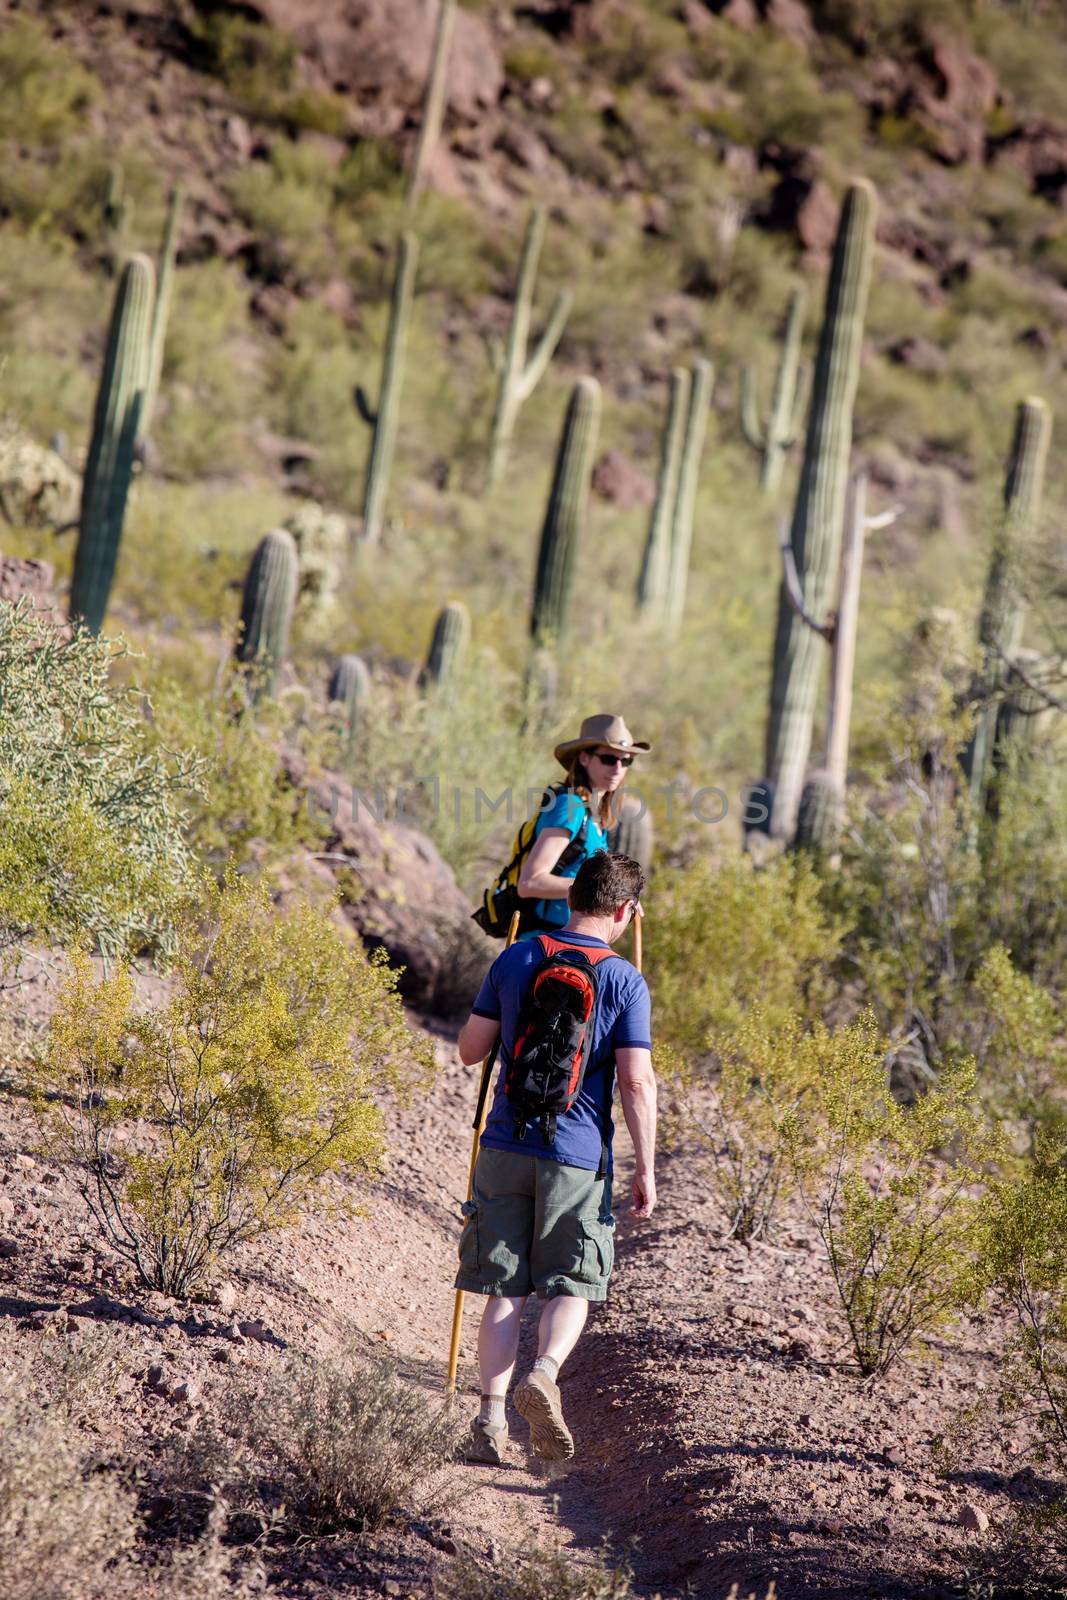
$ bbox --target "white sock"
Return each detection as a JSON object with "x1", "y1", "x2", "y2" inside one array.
[
  {"x1": 532, "y1": 1355, "x2": 559, "y2": 1382},
  {"x1": 479, "y1": 1394, "x2": 506, "y2": 1429}
]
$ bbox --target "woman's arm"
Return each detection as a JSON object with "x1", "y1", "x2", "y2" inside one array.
[{"x1": 517, "y1": 827, "x2": 579, "y2": 900}]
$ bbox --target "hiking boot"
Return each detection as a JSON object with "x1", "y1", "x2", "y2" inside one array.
[
  {"x1": 514, "y1": 1368, "x2": 574, "y2": 1462},
  {"x1": 464, "y1": 1417, "x2": 508, "y2": 1465}
]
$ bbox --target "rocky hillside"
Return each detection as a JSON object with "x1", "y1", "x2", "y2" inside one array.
[{"x1": 3, "y1": 0, "x2": 1067, "y2": 825}]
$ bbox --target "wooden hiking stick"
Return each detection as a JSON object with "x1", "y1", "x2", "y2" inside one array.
[
  {"x1": 632, "y1": 906, "x2": 643, "y2": 973},
  {"x1": 446, "y1": 909, "x2": 520, "y2": 1399}
]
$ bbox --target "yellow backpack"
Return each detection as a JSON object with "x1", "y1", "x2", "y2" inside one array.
[{"x1": 471, "y1": 784, "x2": 591, "y2": 938}]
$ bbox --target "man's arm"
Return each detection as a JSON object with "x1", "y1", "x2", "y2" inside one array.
[
  {"x1": 458, "y1": 1013, "x2": 500, "y2": 1067},
  {"x1": 616, "y1": 1046, "x2": 657, "y2": 1218}
]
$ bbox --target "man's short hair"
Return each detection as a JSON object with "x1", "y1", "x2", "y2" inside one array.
[{"x1": 569, "y1": 851, "x2": 645, "y2": 916}]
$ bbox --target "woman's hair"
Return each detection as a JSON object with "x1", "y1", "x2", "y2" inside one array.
[{"x1": 565, "y1": 750, "x2": 622, "y2": 830}]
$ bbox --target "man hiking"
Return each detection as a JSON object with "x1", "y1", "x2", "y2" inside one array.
[{"x1": 455, "y1": 850, "x2": 657, "y2": 1465}]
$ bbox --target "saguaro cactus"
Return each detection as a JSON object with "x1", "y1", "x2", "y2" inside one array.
[
  {"x1": 764, "y1": 179, "x2": 877, "y2": 842},
  {"x1": 529, "y1": 377, "x2": 602, "y2": 653},
  {"x1": 741, "y1": 285, "x2": 811, "y2": 496},
  {"x1": 421, "y1": 600, "x2": 470, "y2": 690},
  {"x1": 407, "y1": 0, "x2": 456, "y2": 207},
  {"x1": 356, "y1": 232, "x2": 419, "y2": 546},
  {"x1": 665, "y1": 358, "x2": 714, "y2": 637},
  {"x1": 637, "y1": 366, "x2": 690, "y2": 618},
  {"x1": 329, "y1": 653, "x2": 371, "y2": 758},
  {"x1": 139, "y1": 184, "x2": 184, "y2": 445},
  {"x1": 70, "y1": 252, "x2": 155, "y2": 634},
  {"x1": 486, "y1": 206, "x2": 572, "y2": 492},
  {"x1": 967, "y1": 395, "x2": 1052, "y2": 808},
  {"x1": 234, "y1": 528, "x2": 298, "y2": 700},
  {"x1": 609, "y1": 797, "x2": 654, "y2": 871}
]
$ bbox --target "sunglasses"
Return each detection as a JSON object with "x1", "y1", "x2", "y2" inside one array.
[{"x1": 592, "y1": 751, "x2": 633, "y2": 768}]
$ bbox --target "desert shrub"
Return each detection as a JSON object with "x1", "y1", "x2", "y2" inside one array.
[
  {"x1": 147, "y1": 672, "x2": 334, "y2": 883},
  {"x1": 787, "y1": 1019, "x2": 998, "y2": 1378},
  {"x1": 646, "y1": 855, "x2": 840, "y2": 1056},
  {"x1": 35, "y1": 872, "x2": 433, "y2": 1296},
  {"x1": 0, "y1": 1367, "x2": 136, "y2": 1600},
  {"x1": 972, "y1": 946, "x2": 1067, "y2": 1153},
  {"x1": 436, "y1": 1542, "x2": 634, "y2": 1600},
  {"x1": 967, "y1": 1144, "x2": 1067, "y2": 1574},
  {"x1": 665, "y1": 1010, "x2": 830, "y2": 1242},
  {"x1": 228, "y1": 142, "x2": 336, "y2": 284},
  {"x1": 0, "y1": 604, "x2": 199, "y2": 981},
  {"x1": 831, "y1": 655, "x2": 1067, "y2": 1081},
  {"x1": 187, "y1": 10, "x2": 346, "y2": 135},
  {"x1": 184, "y1": 1346, "x2": 458, "y2": 1537}
]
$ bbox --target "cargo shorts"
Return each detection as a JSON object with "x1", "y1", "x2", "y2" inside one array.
[{"x1": 454, "y1": 1146, "x2": 616, "y2": 1302}]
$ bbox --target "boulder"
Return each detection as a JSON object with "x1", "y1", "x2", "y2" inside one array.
[
  {"x1": 992, "y1": 120, "x2": 1067, "y2": 205},
  {"x1": 591, "y1": 450, "x2": 655, "y2": 508},
  {"x1": 288, "y1": 757, "x2": 491, "y2": 1014},
  {"x1": 912, "y1": 35, "x2": 998, "y2": 165},
  {"x1": 241, "y1": 0, "x2": 503, "y2": 136}
]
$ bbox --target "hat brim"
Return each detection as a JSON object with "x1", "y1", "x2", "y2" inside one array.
[{"x1": 554, "y1": 737, "x2": 652, "y2": 767}]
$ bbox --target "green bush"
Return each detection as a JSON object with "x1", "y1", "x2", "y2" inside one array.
[
  {"x1": 0, "y1": 604, "x2": 199, "y2": 980},
  {"x1": 35, "y1": 871, "x2": 434, "y2": 1296},
  {"x1": 663, "y1": 1008, "x2": 826, "y2": 1241},
  {"x1": 980, "y1": 1143, "x2": 1067, "y2": 1486},
  {"x1": 646, "y1": 855, "x2": 841, "y2": 1056},
  {"x1": 787, "y1": 1021, "x2": 998, "y2": 1378},
  {"x1": 973, "y1": 945, "x2": 1067, "y2": 1153}
]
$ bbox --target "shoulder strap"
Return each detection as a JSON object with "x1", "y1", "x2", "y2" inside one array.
[{"x1": 536, "y1": 933, "x2": 619, "y2": 968}]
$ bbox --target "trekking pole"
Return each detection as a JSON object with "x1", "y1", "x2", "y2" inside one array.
[
  {"x1": 632, "y1": 905, "x2": 643, "y2": 973},
  {"x1": 446, "y1": 909, "x2": 521, "y2": 1399}
]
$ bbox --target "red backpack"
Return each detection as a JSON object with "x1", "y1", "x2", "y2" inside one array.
[{"x1": 504, "y1": 935, "x2": 619, "y2": 1147}]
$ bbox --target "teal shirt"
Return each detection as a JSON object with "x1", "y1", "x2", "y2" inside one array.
[{"x1": 520, "y1": 788, "x2": 609, "y2": 938}]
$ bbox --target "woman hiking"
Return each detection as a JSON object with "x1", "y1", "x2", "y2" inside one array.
[{"x1": 472, "y1": 713, "x2": 650, "y2": 941}]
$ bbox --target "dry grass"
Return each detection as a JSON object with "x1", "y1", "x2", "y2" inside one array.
[{"x1": 436, "y1": 1543, "x2": 635, "y2": 1600}]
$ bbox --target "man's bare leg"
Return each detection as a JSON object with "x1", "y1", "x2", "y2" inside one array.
[
  {"x1": 477, "y1": 1294, "x2": 527, "y2": 1402},
  {"x1": 515, "y1": 1293, "x2": 589, "y2": 1461}
]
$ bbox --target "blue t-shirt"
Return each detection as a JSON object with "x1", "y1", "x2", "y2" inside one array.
[
  {"x1": 522, "y1": 789, "x2": 609, "y2": 936},
  {"x1": 471, "y1": 930, "x2": 652, "y2": 1172}
]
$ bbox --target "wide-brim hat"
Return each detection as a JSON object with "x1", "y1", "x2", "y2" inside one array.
[{"x1": 554, "y1": 713, "x2": 652, "y2": 768}]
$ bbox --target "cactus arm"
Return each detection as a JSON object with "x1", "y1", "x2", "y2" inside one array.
[
  {"x1": 740, "y1": 365, "x2": 766, "y2": 453},
  {"x1": 784, "y1": 358, "x2": 813, "y2": 450},
  {"x1": 138, "y1": 184, "x2": 183, "y2": 445},
  {"x1": 777, "y1": 518, "x2": 833, "y2": 641},
  {"x1": 764, "y1": 180, "x2": 877, "y2": 841},
  {"x1": 665, "y1": 358, "x2": 714, "y2": 636},
  {"x1": 354, "y1": 386, "x2": 378, "y2": 427},
  {"x1": 516, "y1": 288, "x2": 573, "y2": 404},
  {"x1": 407, "y1": 0, "x2": 456, "y2": 207},
  {"x1": 71, "y1": 253, "x2": 155, "y2": 634},
  {"x1": 637, "y1": 366, "x2": 690, "y2": 616},
  {"x1": 361, "y1": 232, "x2": 418, "y2": 545},
  {"x1": 484, "y1": 333, "x2": 505, "y2": 377},
  {"x1": 967, "y1": 395, "x2": 1052, "y2": 811}
]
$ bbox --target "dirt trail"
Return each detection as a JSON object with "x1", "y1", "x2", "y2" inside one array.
[{"x1": 1, "y1": 973, "x2": 1041, "y2": 1598}]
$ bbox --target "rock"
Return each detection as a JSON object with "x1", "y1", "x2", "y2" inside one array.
[
  {"x1": 883, "y1": 1445, "x2": 906, "y2": 1467},
  {"x1": 959, "y1": 1502, "x2": 990, "y2": 1533},
  {"x1": 238, "y1": 1319, "x2": 275, "y2": 1345},
  {"x1": 0, "y1": 1197, "x2": 14, "y2": 1225},
  {"x1": 287, "y1": 755, "x2": 490, "y2": 1013},
  {"x1": 145, "y1": 1363, "x2": 170, "y2": 1395},
  {"x1": 642, "y1": 195, "x2": 673, "y2": 237},
  {"x1": 0, "y1": 1237, "x2": 17, "y2": 1259},
  {"x1": 241, "y1": 0, "x2": 502, "y2": 138},
  {"x1": 887, "y1": 1481, "x2": 907, "y2": 1502},
  {"x1": 495, "y1": 123, "x2": 551, "y2": 175},
  {"x1": 766, "y1": 0, "x2": 815, "y2": 47},
  {"x1": 172, "y1": 1379, "x2": 202, "y2": 1406},
  {"x1": 592, "y1": 450, "x2": 655, "y2": 508},
  {"x1": 12, "y1": 1153, "x2": 38, "y2": 1174},
  {"x1": 912, "y1": 33, "x2": 997, "y2": 166},
  {"x1": 720, "y1": 0, "x2": 758, "y2": 28},
  {"x1": 795, "y1": 179, "x2": 839, "y2": 255},
  {"x1": 992, "y1": 119, "x2": 1067, "y2": 205},
  {"x1": 215, "y1": 1281, "x2": 238, "y2": 1316},
  {"x1": 680, "y1": 0, "x2": 713, "y2": 35},
  {"x1": 320, "y1": 276, "x2": 359, "y2": 327},
  {"x1": 886, "y1": 336, "x2": 946, "y2": 377}
]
